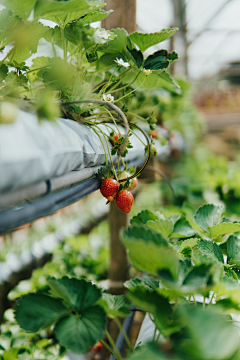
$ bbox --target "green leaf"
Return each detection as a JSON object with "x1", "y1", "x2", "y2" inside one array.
[
  {"x1": 130, "y1": 210, "x2": 160, "y2": 225},
  {"x1": 209, "y1": 222, "x2": 240, "y2": 237},
  {"x1": 97, "y1": 53, "x2": 122, "y2": 71},
  {"x1": 171, "y1": 217, "x2": 195, "y2": 238},
  {"x1": 157, "y1": 71, "x2": 180, "y2": 88},
  {"x1": 1, "y1": 348, "x2": 19, "y2": 360},
  {"x1": 122, "y1": 233, "x2": 179, "y2": 278},
  {"x1": 127, "y1": 286, "x2": 172, "y2": 332},
  {"x1": 224, "y1": 268, "x2": 238, "y2": 282},
  {"x1": 197, "y1": 239, "x2": 224, "y2": 263},
  {"x1": 15, "y1": 294, "x2": 69, "y2": 332},
  {"x1": 144, "y1": 50, "x2": 178, "y2": 71},
  {"x1": 0, "y1": 64, "x2": 8, "y2": 82},
  {"x1": 34, "y1": 0, "x2": 96, "y2": 24},
  {"x1": 179, "y1": 238, "x2": 197, "y2": 252},
  {"x1": 194, "y1": 204, "x2": 224, "y2": 233},
  {"x1": 227, "y1": 235, "x2": 240, "y2": 262},
  {"x1": 177, "y1": 305, "x2": 240, "y2": 360},
  {"x1": 126, "y1": 46, "x2": 143, "y2": 68},
  {"x1": 124, "y1": 278, "x2": 145, "y2": 289},
  {"x1": 123, "y1": 225, "x2": 169, "y2": 246},
  {"x1": 2, "y1": 0, "x2": 38, "y2": 20},
  {"x1": 47, "y1": 277, "x2": 102, "y2": 313},
  {"x1": 143, "y1": 275, "x2": 160, "y2": 290},
  {"x1": 54, "y1": 306, "x2": 107, "y2": 353},
  {"x1": 81, "y1": 9, "x2": 112, "y2": 24},
  {"x1": 98, "y1": 294, "x2": 131, "y2": 318},
  {"x1": 129, "y1": 28, "x2": 178, "y2": 52},
  {"x1": 97, "y1": 28, "x2": 132, "y2": 54},
  {"x1": 183, "y1": 264, "x2": 214, "y2": 288},
  {"x1": 146, "y1": 219, "x2": 174, "y2": 239}
]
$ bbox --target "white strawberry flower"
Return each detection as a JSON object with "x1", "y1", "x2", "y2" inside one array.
[
  {"x1": 93, "y1": 29, "x2": 111, "y2": 44},
  {"x1": 115, "y1": 58, "x2": 130, "y2": 68},
  {"x1": 103, "y1": 94, "x2": 114, "y2": 102},
  {"x1": 143, "y1": 68, "x2": 152, "y2": 76}
]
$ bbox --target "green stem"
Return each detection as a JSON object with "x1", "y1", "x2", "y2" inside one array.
[
  {"x1": 99, "y1": 67, "x2": 119, "y2": 95},
  {"x1": 104, "y1": 108, "x2": 121, "y2": 134},
  {"x1": 203, "y1": 296, "x2": 206, "y2": 308},
  {"x1": 128, "y1": 112, "x2": 146, "y2": 122},
  {"x1": 108, "y1": 67, "x2": 132, "y2": 93},
  {"x1": 106, "y1": 330, "x2": 123, "y2": 360},
  {"x1": 192, "y1": 294, "x2": 196, "y2": 305},
  {"x1": 100, "y1": 339, "x2": 119, "y2": 359},
  {"x1": 94, "y1": 125, "x2": 117, "y2": 180},
  {"x1": 113, "y1": 316, "x2": 133, "y2": 351},
  {"x1": 89, "y1": 126, "x2": 108, "y2": 165},
  {"x1": 130, "y1": 128, "x2": 146, "y2": 146},
  {"x1": 210, "y1": 292, "x2": 215, "y2": 304},
  {"x1": 114, "y1": 76, "x2": 147, "y2": 103}
]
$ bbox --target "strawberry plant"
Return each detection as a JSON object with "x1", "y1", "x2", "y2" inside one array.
[{"x1": 10, "y1": 202, "x2": 240, "y2": 359}]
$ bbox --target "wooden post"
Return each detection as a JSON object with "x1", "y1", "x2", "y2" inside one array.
[
  {"x1": 102, "y1": 0, "x2": 136, "y2": 33},
  {"x1": 108, "y1": 201, "x2": 130, "y2": 295}
]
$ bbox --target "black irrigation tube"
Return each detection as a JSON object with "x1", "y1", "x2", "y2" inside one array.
[{"x1": 0, "y1": 158, "x2": 145, "y2": 234}]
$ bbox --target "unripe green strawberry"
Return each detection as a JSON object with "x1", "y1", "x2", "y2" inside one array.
[
  {"x1": 150, "y1": 145, "x2": 157, "y2": 156},
  {"x1": 100, "y1": 179, "x2": 119, "y2": 198},
  {"x1": 115, "y1": 190, "x2": 134, "y2": 213}
]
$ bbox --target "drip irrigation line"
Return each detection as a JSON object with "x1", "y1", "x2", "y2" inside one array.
[{"x1": 0, "y1": 158, "x2": 144, "y2": 234}]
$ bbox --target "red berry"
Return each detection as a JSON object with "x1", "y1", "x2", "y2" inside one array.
[
  {"x1": 128, "y1": 177, "x2": 138, "y2": 190},
  {"x1": 115, "y1": 190, "x2": 134, "y2": 213},
  {"x1": 100, "y1": 179, "x2": 119, "y2": 198},
  {"x1": 113, "y1": 133, "x2": 121, "y2": 143},
  {"x1": 150, "y1": 130, "x2": 158, "y2": 138}
]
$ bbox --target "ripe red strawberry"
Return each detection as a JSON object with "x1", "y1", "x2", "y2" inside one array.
[
  {"x1": 115, "y1": 190, "x2": 134, "y2": 213},
  {"x1": 128, "y1": 177, "x2": 138, "y2": 190},
  {"x1": 100, "y1": 179, "x2": 119, "y2": 198}
]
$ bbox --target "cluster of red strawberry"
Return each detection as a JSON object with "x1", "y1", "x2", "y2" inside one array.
[{"x1": 100, "y1": 171, "x2": 138, "y2": 213}]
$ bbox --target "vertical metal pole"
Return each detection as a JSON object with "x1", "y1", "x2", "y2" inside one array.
[{"x1": 171, "y1": 0, "x2": 189, "y2": 79}]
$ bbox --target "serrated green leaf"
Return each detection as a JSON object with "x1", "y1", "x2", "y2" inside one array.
[
  {"x1": 2, "y1": 0, "x2": 38, "y2": 20},
  {"x1": 171, "y1": 217, "x2": 195, "y2": 238},
  {"x1": 126, "y1": 46, "x2": 143, "y2": 68},
  {"x1": 146, "y1": 219, "x2": 174, "y2": 239},
  {"x1": 194, "y1": 204, "x2": 224, "y2": 233},
  {"x1": 123, "y1": 225, "x2": 169, "y2": 246},
  {"x1": 81, "y1": 9, "x2": 112, "y2": 24},
  {"x1": 224, "y1": 268, "x2": 238, "y2": 282},
  {"x1": 122, "y1": 234, "x2": 179, "y2": 278},
  {"x1": 177, "y1": 305, "x2": 240, "y2": 360},
  {"x1": 34, "y1": 0, "x2": 95, "y2": 24},
  {"x1": 209, "y1": 222, "x2": 240, "y2": 237},
  {"x1": 179, "y1": 238, "x2": 197, "y2": 252},
  {"x1": 130, "y1": 210, "x2": 160, "y2": 225},
  {"x1": 129, "y1": 28, "x2": 178, "y2": 52},
  {"x1": 143, "y1": 275, "x2": 160, "y2": 289},
  {"x1": 183, "y1": 264, "x2": 212, "y2": 288},
  {"x1": 127, "y1": 286, "x2": 172, "y2": 333},
  {"x1": 15, "y1": 294, "x2": 69, "y2": 332},
  {"x1": 157, "y1": 71, "x2": 180, "y2": 88},
  {"x1": 98, "y1": 294, "x2": 131, "y2": 318},
  {"x1": 144, "y1": 50, "x2": 178, "y2": 71},
  {"x1": 197, "y1": 239, "x2": 224, "y2": 263},
  {"x1": 54, "y1": 306, "x2": 107, "y2": 353},
  {"x1": 124, "y1": 277, "x2": 144, "y2": 289},
  {"x1": 227, "y1": 235, "x2": 240, "y2": 262},
  {"x1": 97, "y1": 28, "x2": 131, "y2": 54},
  {"x1": 47, "y1": 277, "x2": 102, "y2": 313},
  {"x1": 126, "y1": 285, "x2": 168, "y2": 315}
]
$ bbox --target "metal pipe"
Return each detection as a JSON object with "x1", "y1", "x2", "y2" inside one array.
[{"x1": 0, "y1": 158, "x2": 144, "y2": 234}]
